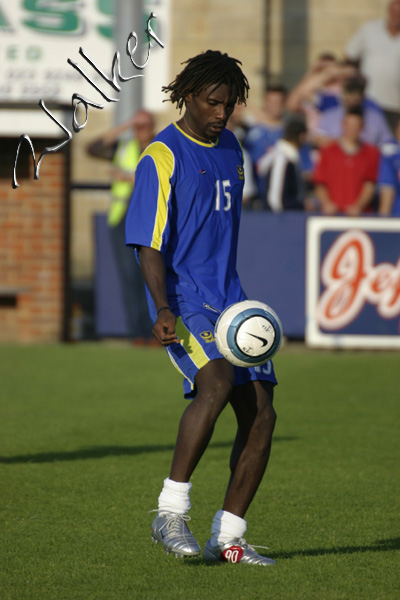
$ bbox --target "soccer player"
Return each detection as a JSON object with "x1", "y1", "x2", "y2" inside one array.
[{"x1": 125, "y1": 50, "x2": 278, "y2": 566}]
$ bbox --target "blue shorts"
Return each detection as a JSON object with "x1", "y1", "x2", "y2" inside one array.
[{"x1": 165, "y1": 305, "x2": 278, "y2": 398}]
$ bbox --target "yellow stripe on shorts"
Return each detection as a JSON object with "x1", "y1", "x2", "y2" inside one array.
[
  {"x1": 175, "y1": 317, "x2": 210, "y2": 371},
  {"x1": 166, "y1": 348, "x2": 195, "y2": 394}
]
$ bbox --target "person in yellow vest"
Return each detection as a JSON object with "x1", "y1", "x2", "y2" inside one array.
[{"x1": 87, "y1": 109, "x2": 157, "y2": 344}]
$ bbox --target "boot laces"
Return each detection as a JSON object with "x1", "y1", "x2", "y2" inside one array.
[
  {"x1": 149, "y1": 509, "x2": 191, "y2": 536},
  {"x1": 237, "y1": 537, "x2": 270, "y2": 551},
  {"x1": 165, "y1": 514, "x2": 190, "y2": 534}
]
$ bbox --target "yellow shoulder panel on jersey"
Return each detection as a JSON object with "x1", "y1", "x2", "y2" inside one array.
[{"x1": 139, "y1": 142, "x2": 175, "y2": 251}]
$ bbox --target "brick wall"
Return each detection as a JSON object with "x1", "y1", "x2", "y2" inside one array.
[{"x1": 0, "y1": 137, "x2": 69, "y2": 343}]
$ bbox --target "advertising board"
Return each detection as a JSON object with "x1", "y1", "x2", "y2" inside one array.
[{"x1": 306, "y1": 217, "x2": 400, "y2": 348}]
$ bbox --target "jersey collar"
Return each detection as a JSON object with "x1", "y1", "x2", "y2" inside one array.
[{"x1": 173, "y1": 122, "x2": 219, "y2": 147}]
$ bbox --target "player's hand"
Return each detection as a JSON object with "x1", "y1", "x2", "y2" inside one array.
[{"x1": 152, "y1": 309, "x2": 180, "y2": 346}]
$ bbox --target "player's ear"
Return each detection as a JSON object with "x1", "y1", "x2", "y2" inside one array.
[{"x1": 184, "y1": 93, "x2": 193, "y2": 104}]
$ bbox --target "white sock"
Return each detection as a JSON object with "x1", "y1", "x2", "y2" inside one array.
[
  {"x1": 157, "y1": 477, "x2": 192, "y2": 515},
  {"x1": 210, "y1": 509, "x2": 247, "y2": 547}
]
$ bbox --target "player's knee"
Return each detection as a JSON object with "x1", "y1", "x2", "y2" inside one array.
[
  {"x1": 197, "y1": 375, "x2": 234, "y2": 416},
  {"x1": 205, "y1": 375, "x2": 234, "y2": 404}
]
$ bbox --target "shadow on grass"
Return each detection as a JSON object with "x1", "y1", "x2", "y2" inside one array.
[
  {"x1": 269, "y1": 537, "x2": 400, "y2": 559},
  {"x1": 0, "y1": 436, "x2": 298, "y2": 464},
  {"x1": 184, "y1": 537, "x2": 400, "y2": 566}
]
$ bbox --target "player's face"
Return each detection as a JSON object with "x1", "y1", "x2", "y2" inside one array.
[{"x1": 184, "y1": 83, "x2": 237, "y2": 142}]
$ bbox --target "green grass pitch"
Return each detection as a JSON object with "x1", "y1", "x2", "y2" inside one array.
[{"x1": 0, "y1": 343, "x2": 399, "y2": 600}]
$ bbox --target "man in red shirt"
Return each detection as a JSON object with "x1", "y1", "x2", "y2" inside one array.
[{"x1": 313, "y1": 105, "x2": 380, "y2": 215}]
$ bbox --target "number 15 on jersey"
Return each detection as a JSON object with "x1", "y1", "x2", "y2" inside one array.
[{"x1": 215, "y1": 179, "x2": 231, "y2": 211}]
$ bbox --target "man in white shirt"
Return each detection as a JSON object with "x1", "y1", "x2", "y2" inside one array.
[
  {"x1": 346, "y1": 0, "x2": 400, "y2": 133},
  {"x1": 257, "y1": 115, "x2": 308, "y2": 212}
]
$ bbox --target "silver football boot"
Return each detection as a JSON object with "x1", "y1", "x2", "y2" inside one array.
[
  {"x1": 203, "y1": 537, "x2": 276, "y2": 565},
  {"x1": 151, "y1": 512, "x2": 201, "y2": 558}
]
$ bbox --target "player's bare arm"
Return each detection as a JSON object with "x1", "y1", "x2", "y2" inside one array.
[{"x1": 137, "y1": 246, "x2": 179, "y2": 345}]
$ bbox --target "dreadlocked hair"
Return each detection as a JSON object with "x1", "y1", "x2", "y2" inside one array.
[{"x1": 162, "y1": 50, "x2": 250, "y2": 111}]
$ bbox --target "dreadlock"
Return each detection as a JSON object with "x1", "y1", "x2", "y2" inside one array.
[{"x1": 162, "y1": 50, "x2": 250, "y2": 111}]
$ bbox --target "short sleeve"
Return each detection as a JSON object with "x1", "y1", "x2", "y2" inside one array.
[{"x1": 125, "y1": 142, "x2": 175, "y2": 253}]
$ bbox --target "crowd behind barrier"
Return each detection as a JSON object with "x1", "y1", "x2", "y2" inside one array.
[{"x1": 226, "y1": 1, "x2": 400, "y2": 217}]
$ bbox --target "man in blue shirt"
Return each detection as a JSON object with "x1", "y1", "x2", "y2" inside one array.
[
  {"x1": 243, "y1": 84, "x2": 287, "y2": 201},
  {"x1": 378, "y1": 118, "x2": 400, "y2": 215},
  {"x1": 126, "y1": 51, "x2": 278, "y2": 566},
  {"x1": 315, "y1": 76, "x2": 393, "y2": 147}
]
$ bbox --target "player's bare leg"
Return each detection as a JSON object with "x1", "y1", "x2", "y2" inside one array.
[
  {"x1": 152, "y1": 359, "x2": 234, "y2": 557},
  {"x1": 224, "y1": 380, "x2": 276, "y2": 517},
  {"x1": 169, "y1": 358, "x2": 235, "y2": 482},
  {"x1": 203, "y1": 380, "x2": 277, "y2": 565}
]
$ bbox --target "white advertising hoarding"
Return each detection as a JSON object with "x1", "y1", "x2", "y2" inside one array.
[{"x1": 0, "y1": 0, "x2": 169, "y2": 111}]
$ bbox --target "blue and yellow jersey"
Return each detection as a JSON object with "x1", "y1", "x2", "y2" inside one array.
[{"x1": 125, "y1": 122, "x2": 247, "y2": 315}]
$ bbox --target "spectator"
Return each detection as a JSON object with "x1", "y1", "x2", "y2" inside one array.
[
  {"x1": 257, "y1": 114, "x2": 308, "y2": 211},
  {"x1": 346, "y1": 0, "x2": 400, "y2": 134},
  {"x1": 226, "y1": 103, "x2": 251, "y2": 144},
  {"x1": 241, "y1": 147, "x2": 259, "y2": 208},
  {"x1": 87, "y1": 109, "x2": 156, "y2": 344},
  {"x1": 315, "y1": 76, "x2": 394, "y2": 147},
  {"x1": 378, "y1": 117, "x2": 400, "y2": 215},
  {"x1": 313, "y1": 106, "x2": 380, "y2": 216},
  {"x1": 286, "y1": 53, "x2": 356, "y2": 129},
  {"x1": 243, "y1": 84, "x2": 287, "y2": 201},
  {"x1": 226, "y1": 106, "x2": 258, "y2": 208},
  {"x1": 243, "y1": 84, "x2": 287, "y2": 165}
]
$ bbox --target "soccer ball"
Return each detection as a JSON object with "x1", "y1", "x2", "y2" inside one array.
[{"x1": 214, "y1": 300, "x2": 283, "y2": 367}]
